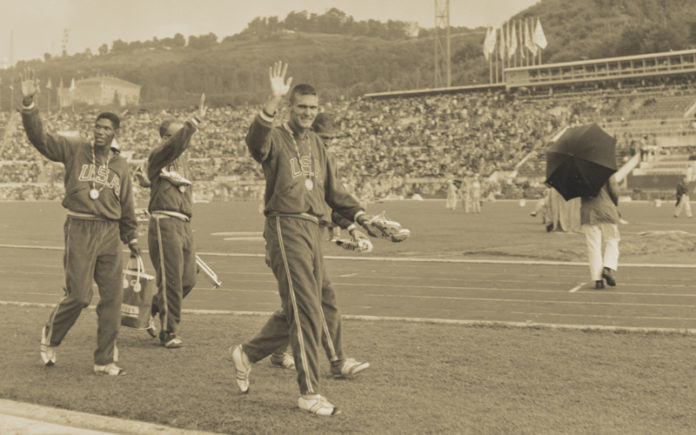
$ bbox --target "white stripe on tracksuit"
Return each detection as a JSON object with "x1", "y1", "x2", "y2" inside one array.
[{"x1": 275, "y1": 217, "x2": 315, "y2": 394}]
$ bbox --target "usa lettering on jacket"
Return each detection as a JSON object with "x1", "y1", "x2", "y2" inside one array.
[
  {"x1": 78, "y1": 164, "x2": 121, "y2": 197},
  {"x1": 290, "y1": 155, "x2": 317, "y2": 178}
]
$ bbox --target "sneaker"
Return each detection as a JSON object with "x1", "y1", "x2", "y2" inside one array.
[
  {"x1": 40, "y1": 326, "x2": 56, "y2": 366},
  {"x1": 145, "y1": 316, "x2": 157, "y2": 338},
  {"x1": 594, "y1": 280, "x2": 605, "y2": 289},
  {"x1": 297, "y1": 394, "x2": 341, "y2": 417},
  {"x1": 270, "y1": 352, "x2": 295, "y2": 370},
  {"x1": 161, "y1": 336, "x2": 183, "y2": 349},
  {"x1": 602, "y1": 267, "x2": 616, "y2": 287},
  {"x1": 366, "y1": 213, "x2": 410, "y2": 242},
  {"x1": 93, "y1": 362, "x2": 126, "y2": 376},
  {"x1": 332, "y1": 358, "x2": 370, "y2": 379},
  {"x1": 230, "y1": 345, "x2": 251, "y2": 394}
]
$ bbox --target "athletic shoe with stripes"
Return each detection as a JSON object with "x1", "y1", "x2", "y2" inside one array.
[
  {"x1": 93, "y1": 362, "x2": 126, "y2": 376},
  {"x1": 332, "y1": 358, "x2": 370, "y2": 379},
  {"x1": 40, "y1": 326, "x2": 56, "y2": 366},
  {"x1": 297, "y1": 394, "x2": 341, "y2": 416},
  {"x1": 230, "y1": 345, "x2": 251, "y2": 393}
]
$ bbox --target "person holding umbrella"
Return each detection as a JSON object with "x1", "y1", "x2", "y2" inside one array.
[
  {"x1": 545, "y1": 123, "x2": 621, "y2": 289},
  {"x1": 580, "y1": 176, "x2": 621, "y2": 289}
]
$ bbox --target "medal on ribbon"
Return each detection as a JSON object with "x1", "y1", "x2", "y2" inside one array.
[{"x1": 305, "y1": 178, "x2": 314, "y2": 191}]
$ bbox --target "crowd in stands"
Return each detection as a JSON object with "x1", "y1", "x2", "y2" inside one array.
[{"x1": 1, "y1": 85, "x2": 694, "y2": 202}]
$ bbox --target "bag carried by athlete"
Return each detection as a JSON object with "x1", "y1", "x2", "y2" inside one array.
[{"x1": 121, "y1": 255, "x2": 155, "y2": 329}]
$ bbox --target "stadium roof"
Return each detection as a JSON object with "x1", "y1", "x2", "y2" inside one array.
[{"x1": 363, "y1": 83, "x2": 506, "y2": 99}]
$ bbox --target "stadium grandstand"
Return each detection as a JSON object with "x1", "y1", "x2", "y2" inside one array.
[{"x1": 1, "y1": 49, "x2": 695, "y2": 203}]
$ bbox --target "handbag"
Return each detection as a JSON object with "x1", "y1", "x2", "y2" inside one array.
[{"x1": 121, "y1": 255, "x2": 155, "y2": 329}]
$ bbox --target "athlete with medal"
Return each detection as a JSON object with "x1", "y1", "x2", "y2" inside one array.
[{"x1": 19, "y1": 68, "x2": 139, "y2": 376}]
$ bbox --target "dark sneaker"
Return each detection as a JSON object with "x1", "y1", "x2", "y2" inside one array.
[
  {"x1": 594, "y1": 280, "x2": 605, "y2": 289},
  {"x1": 601, "y1": 267, "x2": 616, "y2": 287}
]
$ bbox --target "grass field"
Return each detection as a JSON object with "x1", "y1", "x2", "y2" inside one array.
[{"x1": 1, "y1": 199, "x2": 696, "y2": 434}]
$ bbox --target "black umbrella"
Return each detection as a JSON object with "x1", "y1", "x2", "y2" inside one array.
[{"x1": 545, "y1": 123, "x2": 617, "y2": 201}]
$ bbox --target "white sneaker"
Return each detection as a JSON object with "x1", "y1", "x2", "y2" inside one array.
[
  {"x1": 93, "y1": 362, "x2": 126, "y2": 376},
  {"x1": 297, "y1": 394, "x2": 341, "y2": 416},
  {"x1": 270, "y1": 352, "x2": 295, "y2": 370},
  {"x1": 230, "y1": 345, "x2": 251, "y2": 393},
  {"x1": 145, "y1": 316, "x2": 157, "y2": 338},
  {"x1": 40, "y1": 326, "x2": 56, "y2": 366},
  {"x1": 332, "y1": 358, "x2": 370, "y2": 379}
]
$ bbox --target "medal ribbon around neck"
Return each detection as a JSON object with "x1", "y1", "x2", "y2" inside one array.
[
  {"x1": 90, "y1": 145, "x2": 113, "y2": 200},
  {"x1": 283, "y1": 123, "x2": 314, "y2": 191}
]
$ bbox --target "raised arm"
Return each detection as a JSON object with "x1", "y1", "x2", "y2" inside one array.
[
  {"x1": 246, "y1": 61, "x2": 293, "y2": 162},
  {"x1": 148, "y1": 94, "x2": 206, "y2": 177},
  {"x1": 19, "y1": 68, "x2": 72, "y2": 163}
]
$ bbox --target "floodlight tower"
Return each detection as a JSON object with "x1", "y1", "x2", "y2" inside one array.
[
  {"x1": 61, "y1": 28, "x2": 70, "y2": 57},
  {"x1": 433, "y1": 0, "x2": 451, "y2": 88}
]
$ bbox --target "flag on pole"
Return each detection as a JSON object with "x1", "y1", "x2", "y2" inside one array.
[
  {"x1": 46, "y1": 78, "x2": 52, "y2": 89},
  {"x1": 533, "y1": 18, "x2": 548, "y2": 50},
  {"x1": 498, "y1": 27, "x2": 505, "y2": 61},
  {"x1": 507, "y1": 21, "x2": 517, "y2": 59},
  {"x1": 524, "y1": 20, "x2": 538, "y2": 55},
  {"x1": 69, "y1": 78, "x2": 76, "y2": 91},
  {"x1": 483, "y1": 26, "x2": 496, "y2": 61}
]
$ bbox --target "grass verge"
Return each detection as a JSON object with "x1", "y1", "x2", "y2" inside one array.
[{"x1": 3, "y1": 305, "x2": 696, "y2": 434}]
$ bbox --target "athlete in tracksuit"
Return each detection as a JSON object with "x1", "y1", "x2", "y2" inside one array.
[
  {"x1": 19, "y1": 70, "x2": 138, "y2": 376},
  {"x1": 268, "y1": 118, "x2": 371, "y2": 377},
  {"x1": 146, "y1": 115, "x2": 202, "y2": 348},
  {"x1": 230, "y1": 62, "x2": 365, "y2": 416}
]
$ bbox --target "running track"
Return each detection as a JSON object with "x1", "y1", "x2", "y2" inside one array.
[{"x1": 2, "y1": 244, "x2": 695, "y2": 332}]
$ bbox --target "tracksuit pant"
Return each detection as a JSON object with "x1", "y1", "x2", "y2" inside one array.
[
  {"x1": 582, "y1": 223, "x2": 620, "y2": 281},
  {"x1": 148, "y1": 215, "x2": 196, "y2": 338},
  {"x1": 43, "y1": 216, "x2": 122, "y2": 365},
  {"x1": 243, "y1": 215, "x2": 325, "y2": 396},
  {"x1": 266, "y1": 269, "x2": 345, "y2": 368}
]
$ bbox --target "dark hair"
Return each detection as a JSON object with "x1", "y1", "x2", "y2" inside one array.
[
  {"x1": 96, "y1": 112, "x2": 120, "y2": 130},
  {"x1": 289, "y1": 84, "x2": 317, "y2": 103},
  {"x1": 159, "y1": 120, "x2": 173, "y2": 138}
]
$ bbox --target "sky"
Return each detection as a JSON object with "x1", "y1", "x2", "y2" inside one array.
[{"x1": 0, "y1": 0, "x2": 539, "y2": 65}]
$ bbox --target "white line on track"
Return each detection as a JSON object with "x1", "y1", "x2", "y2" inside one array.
[
  {"x1": 0, "y1": 301, "x2": 696, "y2": 334},
  {"x1": 569, "y1": 282, "x2": 587, "y2": 293},
  {"x1": 223, "y1": 237, "x2": 265, "y2": 241},
  {"x1": 366, "y1": 293, "x2": 696, "y2": 308},
  {"x1": 512, "y1": 311, "x2": 696, "y2": 321},
  {"x1": 2, "y1": 300, "x2": 695, "y2": 335},
  {"x1": 2, "y1": 244, "x2": 695, "y2": 268},
  {"x1": 211, "y1": 232, "x2": 262, "y2": 236},
  {"x1": 339, "y1": 272, "x2": 358, "y2": 278}
]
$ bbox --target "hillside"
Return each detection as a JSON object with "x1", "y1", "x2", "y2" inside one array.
[{"x1": 1, "y1": 0, "x2": 695, "y2": 108}]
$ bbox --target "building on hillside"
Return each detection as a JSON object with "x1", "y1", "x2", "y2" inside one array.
[{"x1": 58, "y1": 76, "x2": 141, "y2": 107}]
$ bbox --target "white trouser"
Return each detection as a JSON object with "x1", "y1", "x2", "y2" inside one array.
[
  {"x1": 582, "y1": 223, "x2": 620, "y2": 281},
  {"x1": 674, "y1": 195, "x2": 692, "y2": 217}
]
